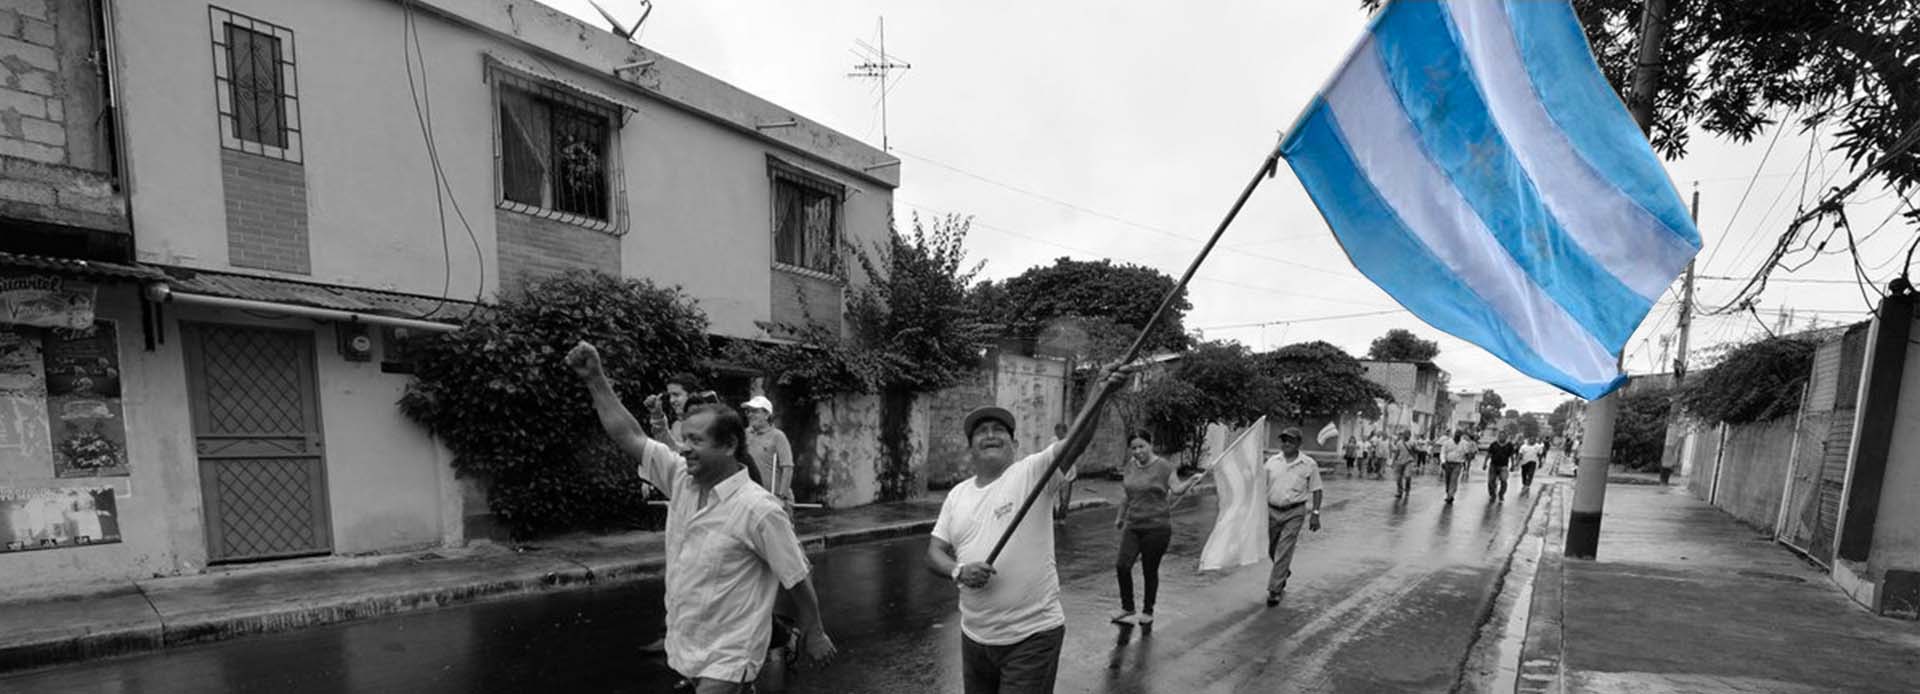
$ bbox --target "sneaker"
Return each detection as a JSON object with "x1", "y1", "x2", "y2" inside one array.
[
  {"x1": 1111, "y1": 611, "x2": 1137, "y2": 624},
  {"x1": 1265, "y1": 594, "x2": 1280, "y2": 607},
  {"x1": 1135, "y1": 612, "x2": 1155, "y2": 625}
]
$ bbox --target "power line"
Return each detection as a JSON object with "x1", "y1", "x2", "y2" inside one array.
[
  {"x1": 900, "y1": 201, "x2": 1399, "y2": 309},
  {"x1": 1196, "y1": 308, "x2": 1411, "y2": 331},
  {"x1": 893, "y1": 149, "x2": 1373, "y2": 284}
]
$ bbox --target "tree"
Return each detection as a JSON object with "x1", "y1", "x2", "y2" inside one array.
[
  {"x1": 1517, "y1": 413, "x2": 1545, "y2": 441},
  {"x1": 1258, "y1": 341, "x2": 1393, "y2": 424},
  {"x1": 1366, "y1": 329, "x2": 1441, "y2": 362},
  {"x1": 1549, "y1": 399, "x2": 1583, "y2": 437},
  {"x1": 972, "y1": 258, "x2": 1192, "y2": 355},
  {"x1": 733, "y1": 214, "x2": 994, "y2": 501},
  {"x1": 1359, "y1": 0, "x2": 1920, "y2": 193},
  {"x1": 1612, "y1": 386, "x2": 1674, "y2": 470},
  {"x1": 1476, "y1": 390, "x2": 1507, "y2": 429},
  {"x1": 1431, "y1": 372, "x2": 1453, "y2": 436},
  {"x1": 1134, "y1": 341, "x2": 1288, "y2": 466}
]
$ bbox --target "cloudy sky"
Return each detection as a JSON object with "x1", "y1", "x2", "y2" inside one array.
[{"x1": 541, "y1": 0, "x2": 1910, "y2": 412}]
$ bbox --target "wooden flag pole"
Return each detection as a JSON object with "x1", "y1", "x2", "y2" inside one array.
[{"x1": 985, "y1": 140, "x2": 1287, "y2": 565}]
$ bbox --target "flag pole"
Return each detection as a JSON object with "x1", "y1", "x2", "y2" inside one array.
[
  {"x1": 985, "y1": 139, "x2": 1288, "y2": 565},
  {"x1": 1170, "y1": 417, "x2": 1268, "y2": 507}
]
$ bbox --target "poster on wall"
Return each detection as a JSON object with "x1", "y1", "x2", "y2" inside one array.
[
  {"x1": 0, "y1": 326, "x2": 51, "y2": 474},
  {"x1": 43, "y1": 321, "x2": 127, "y2": 478},
  {"x1": 0, "y1": 274, "x2": 96, "y2": 330},
  {"x1": 0, "y1": 485, "x2": 120, "y2": 553}
]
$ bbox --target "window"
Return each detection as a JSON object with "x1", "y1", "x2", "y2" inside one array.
[
  {"x1": 770, "y1": 159, "x2": 844, "y2": 276},
  {"x1": 496, "y1": 80, "x2": 616, "y2": 223},
  {"x1": 210, "y1": 8, "x2": 300, "y2": 160}
]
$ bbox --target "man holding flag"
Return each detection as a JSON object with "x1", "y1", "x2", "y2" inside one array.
[
  {"x1": 1263, "y1": 427, "x2": 1324, "y2": 606},
  {"x1": 925, "y1": 370, "x2": 1125, "y2": 694}
]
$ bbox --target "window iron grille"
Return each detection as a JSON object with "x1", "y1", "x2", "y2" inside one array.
[{"x1": 210, "y1": 8, "x2": 301, "y2": 161}]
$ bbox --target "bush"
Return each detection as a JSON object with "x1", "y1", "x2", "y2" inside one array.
[{"x1": 399, "y1": 270, "x2": 710, "y2": 538}]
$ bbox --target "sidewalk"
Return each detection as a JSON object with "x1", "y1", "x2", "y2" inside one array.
[
  {"x1": 1515, "y1": 481, "x2": 1920, "y2": 693},
  {"x1": 0, "y1": 483, "x2": 1117, "y2": 675}
]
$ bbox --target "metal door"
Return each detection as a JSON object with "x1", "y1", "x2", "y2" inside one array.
[{"x1": 184, "y1": 324, "x2": 331, "y2": 563}]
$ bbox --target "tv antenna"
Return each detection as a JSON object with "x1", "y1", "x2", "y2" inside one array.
[
  {"x1": 848, "y1": 17, "x2": 910, "y2": 151},
  {"x1": 587, "y1": 0, "x2": 652, "y2": 41}
]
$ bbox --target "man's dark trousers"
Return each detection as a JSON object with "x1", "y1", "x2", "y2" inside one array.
[
  {"x1": 1488, "y1": 465, "x2": 1509, "y2": 498},
  {"x1": 962, "y1": 626, "x2": 1065, "y2": 694}
]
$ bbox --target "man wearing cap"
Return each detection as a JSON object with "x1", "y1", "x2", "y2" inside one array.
[
  {"x1": 926, "y1": 375, "x2": 1120, "y2": 694},
  {"x1": 1263, "y1": 427, "x2": 1324, "y2": 606},
  {"x1": 742, "y1": 394, "x2": 795, "y2": 510}
]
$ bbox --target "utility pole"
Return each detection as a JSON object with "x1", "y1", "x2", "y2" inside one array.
[
  {"x1": 1569, "y1": 0, "x2": 1672, "y2": 560},
  {"x1": 848, "y1": 17, "x2": 910, "y2": 151},
  {"x1": 1673, "y1": 185, "x2": 1698, "y2": 381}
]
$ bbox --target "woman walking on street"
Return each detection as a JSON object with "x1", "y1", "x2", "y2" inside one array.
[
  {"x1": 1113, "y1": 430, "x2": 1200, "y2": 625},
  {"x1": 1392, "y1": 432, "x2": 1416, "y2": 499},
  {"x1": 1442, "y1": 431, "x2": 1475, "y2": 504}
]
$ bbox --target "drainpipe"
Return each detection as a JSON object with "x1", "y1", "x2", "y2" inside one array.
[{"x1": 145, "y1": 284, "x2": 460, "y2": 334}]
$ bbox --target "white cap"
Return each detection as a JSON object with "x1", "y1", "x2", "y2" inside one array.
[{"x1": 743, "y1": 396, "x2": 774, "y2": 416}]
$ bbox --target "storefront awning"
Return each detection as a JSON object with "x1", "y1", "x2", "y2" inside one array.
[
  {"x1": 149, "y1": 267, "x2": 485, "y2": 333},
  {"x1": 0, "y1": 251, "x2": 167, "y2": 282}
]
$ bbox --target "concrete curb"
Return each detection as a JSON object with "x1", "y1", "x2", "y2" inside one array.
[
  {"x1": 0, "y1": 497, "x2": 1113, "y2": 675},
  {"x1": 1455, "y1": 483, "x2": 1554, "y2": 693},
  {"x1": 1515, "y1": 484, "x2": 1569, "y2": 694}
]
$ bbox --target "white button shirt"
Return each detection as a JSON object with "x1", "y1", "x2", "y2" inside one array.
[
  {"x1": 638, "y1": 439, "x2": 812, "y2": 683},
  {"x1": 1264, "y1": 451, "x2": 1324, "y2": 508}
]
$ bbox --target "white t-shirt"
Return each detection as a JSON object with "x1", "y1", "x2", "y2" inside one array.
[
  {"x1": 1520, "y1": 442, "x2": 1544, "y2": 464},
  {"x1": 932, "y1": 442, "x2": 1072, "y2": 646}
]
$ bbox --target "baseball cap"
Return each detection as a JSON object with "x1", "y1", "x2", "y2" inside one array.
[
  {"x1": 742, "y1": 396, "x2": 774, "y2": 415},
  {"x1": 963, "y1": 406, "x2": 1017, "y2": 440},
  {"x1": 1278, "y1": 426, "x2": 1303, "y2": 441}
]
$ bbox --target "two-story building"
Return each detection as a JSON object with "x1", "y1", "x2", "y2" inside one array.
[
  {"x1": 1356, "y1": 359, "x2": 1444, "y2": 438},
  {"x1": 0, "y1": 0, "x2": 898, "y2": 592}
]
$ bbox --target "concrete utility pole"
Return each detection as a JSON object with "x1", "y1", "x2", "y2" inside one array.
[
  {"x1": 1568, "y1": 0, "x2": 1672, "y2": 560},
  {"x1": 1673, "y1": 185, "x2": 1698, "y2": 381}
]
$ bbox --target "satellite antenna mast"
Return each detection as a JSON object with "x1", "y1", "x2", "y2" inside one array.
[
  {"x1": 848, "y1": 17, "x2": 910, "y2": 150},
  {"x1": 587, "y1": 0, "x2": 651, "y2": 41}
]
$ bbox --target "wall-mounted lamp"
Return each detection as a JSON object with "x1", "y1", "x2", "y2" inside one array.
[
  {"x1": 755, "y1": 120, "x2": 799, "y2": 130},
  {"x1": 862, "y1": 160, "x2": 901, "y2": 172}
]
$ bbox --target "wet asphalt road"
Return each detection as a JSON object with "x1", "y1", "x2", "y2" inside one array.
[{"x1": 3, "y1": 469, "x2": 1538, "y2": 694}]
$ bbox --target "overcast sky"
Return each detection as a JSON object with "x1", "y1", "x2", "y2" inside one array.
[{"x1": 541, "y1": 0, "x2": 1911, "y2": 413}]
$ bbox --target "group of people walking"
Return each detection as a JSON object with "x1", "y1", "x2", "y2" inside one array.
[{"x1": 574, "y1": 336, "x2": 1588, "y2": 694}]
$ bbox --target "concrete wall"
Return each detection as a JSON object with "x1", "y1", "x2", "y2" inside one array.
[
  {"x1": 1688, "y1": 424, "x2": 1724, "y2": 502},
  {"x1": 812, "y1": 392, "x2": 929, "y2": 509},
  {"x1": 924, "y1": 352, "x2": 1072, "y2": 488},
  {"x1": 1704, "y1": 418, "x2": 1796, "y2": 532},
  {"x1": 112, "y1": 0, "x2": 894, "y2": 339}
]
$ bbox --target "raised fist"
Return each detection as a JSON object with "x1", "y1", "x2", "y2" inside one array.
[{"x1": 565, "y1": 341, "x2": 603, "y2": 378}]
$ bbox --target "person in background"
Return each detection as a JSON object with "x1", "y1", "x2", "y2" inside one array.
[
  {"x1": 1441, "y1": 431, "x2": 1474, "y2": 504},
  {"x1": 1342, "y1": 435, "x2": 1360, "y2": 478},
  {"x1": 1484, "y1": 432, "x2": 1519, "y2": 502},
  {"x1": 1369, "y1": 432, "x2": 1391, "y2": 480},
  {"x1": 742, "y1": 394, "x2": 795, "y2": 513},
  {"x1": 1519, "y1": 437, "x2": 1545, "y2": 489},
  {"x1": 1263, "y1": 427, "x2": 1324, "y2": 606},
  {"x1": 1391, "y1": 431, "x2": 1416, "y2": 500},
  {"x1": 1111, "y1": 429, "x2": 1201, "y2": 625}
]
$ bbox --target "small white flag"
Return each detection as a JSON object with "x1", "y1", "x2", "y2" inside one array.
[
  {"x1": 1317, "y1": 421, "x2": 1340, "y2": 446},
  {"x1": 1199, "y1": 417, "x2": 1271, "y2": 572}
]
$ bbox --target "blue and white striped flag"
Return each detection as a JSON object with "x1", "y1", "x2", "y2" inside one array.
[{"x1": 1280, "y1": 0, "x2": 1701, "y2": 399}]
